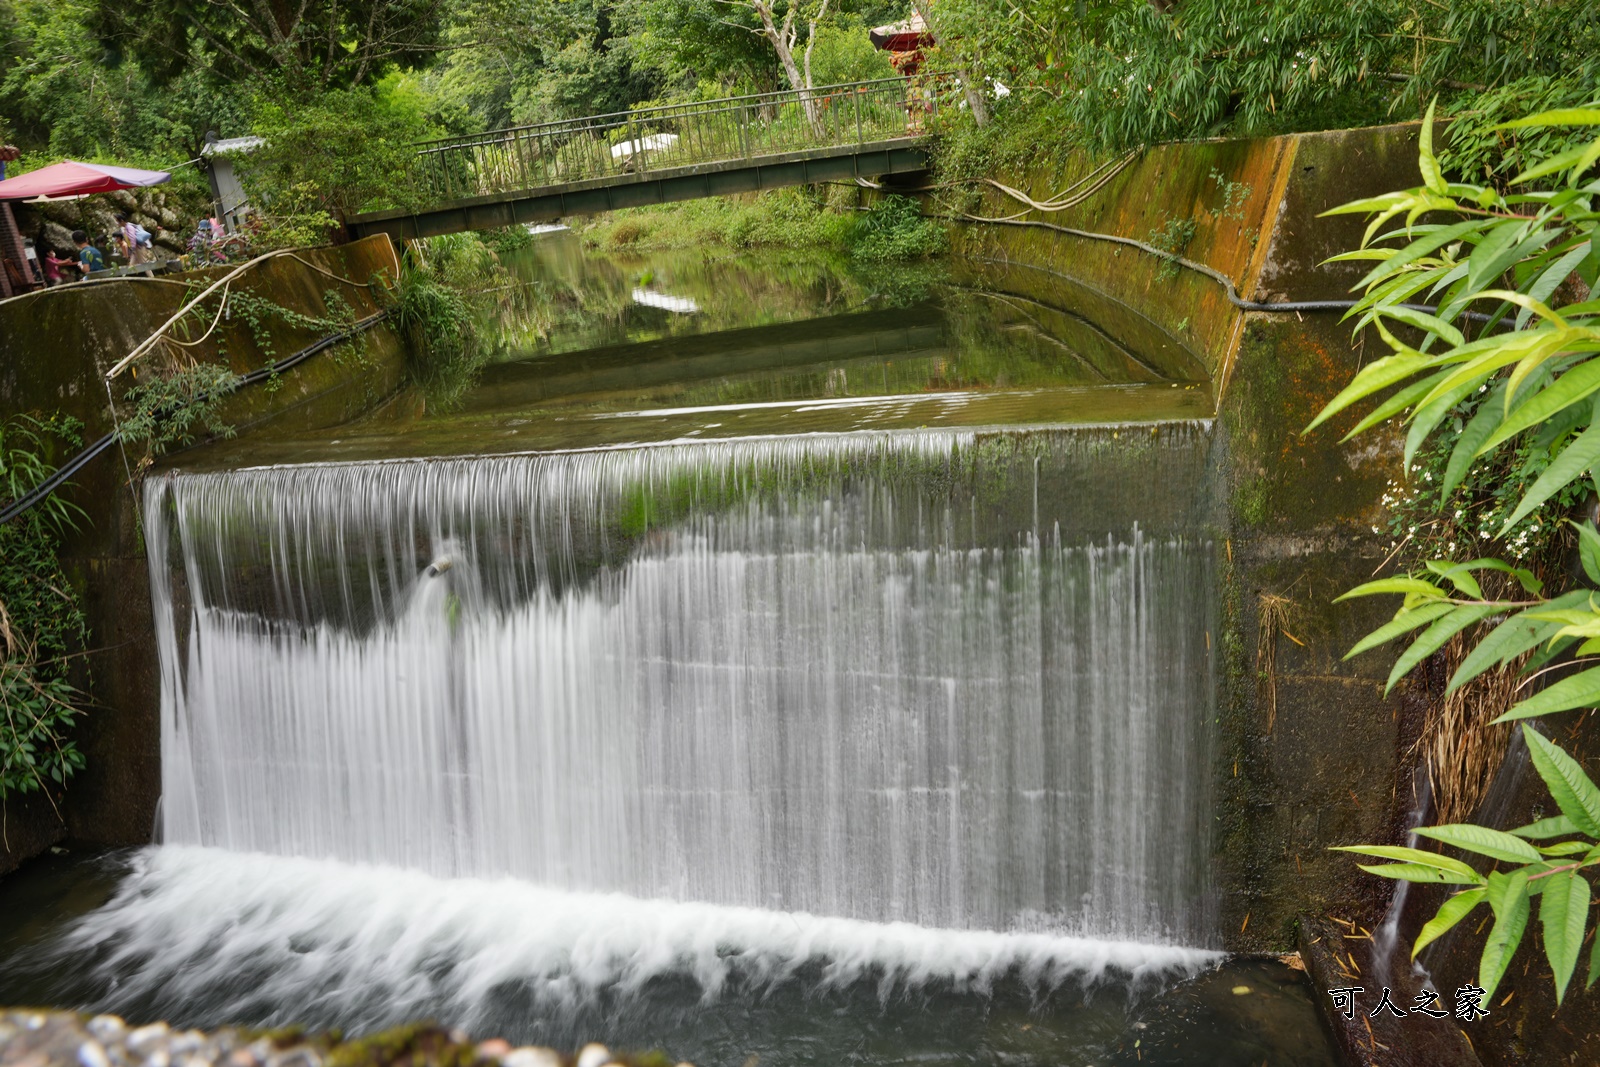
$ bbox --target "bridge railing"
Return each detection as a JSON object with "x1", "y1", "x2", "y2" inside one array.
[{"x1": 412, "y1": 77, "x2": 928, "y2": 203}]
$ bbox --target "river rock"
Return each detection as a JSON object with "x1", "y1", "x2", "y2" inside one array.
[
  {"x1": 0, "y1": 1011, "x2": 700, "y2": 1067},
  {"x1": 501, "y1": 1049, "x2": 561, "y2": 1067},
  {"x1": 85, "y1": 1021, "x2": 124, "y2": 1046}
]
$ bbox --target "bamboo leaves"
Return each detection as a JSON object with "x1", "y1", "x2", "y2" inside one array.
[
  {"x1": 1340, "y1": 728, "x2": 1600, "y2": 1002},
  {"x1": 1523, "y1": 729, "x2": 1600, "y2": 836},
  {"x1": 1412, "y1": 888, "x2": 1485, "y2": 958},
  {"x1": 1541, "y1": 868, "x2": 1590, "y2": 1003},
  {"x1": 1323, "y1": 106, "x2": 1600, "y2": 1010}
]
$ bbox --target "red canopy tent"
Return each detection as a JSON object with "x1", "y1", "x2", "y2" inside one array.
[
  {"x1": 0, "y1": 159, "x2": 171, "y2": 201},
  {"x1": 0, "y1": 159, "x2": 171, "y2": 297}
]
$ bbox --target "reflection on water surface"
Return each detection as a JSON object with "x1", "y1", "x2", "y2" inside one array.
[{"x1": 189, "y1": 236, "x2": 1211, "y2": 467}]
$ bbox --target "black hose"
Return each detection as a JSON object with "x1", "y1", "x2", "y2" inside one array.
[
  {"x1": 0, "y1": 310, "x2": 392, "y2": 526},
  {"x1": 948, "y1": 215, "x2": 1499, "y2": 324}
]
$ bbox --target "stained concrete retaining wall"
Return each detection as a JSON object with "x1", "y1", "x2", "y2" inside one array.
[
  {"x1": 948, "y1": 121, "x2": 1597, "y2": 1064},
  {"x1": 0, "y1": 235, "x2": 410, "y2": 874}
]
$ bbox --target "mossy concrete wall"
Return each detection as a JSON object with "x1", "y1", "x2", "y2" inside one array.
[
  {"x1": 0, "y1": 236, "x2": 410, "y2": 874},
  {"x1": 947, "y1": 125, "x2": 1433, "y2": 955}
]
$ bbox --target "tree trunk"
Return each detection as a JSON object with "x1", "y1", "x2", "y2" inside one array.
[
  {"x1": 752, "y1": 0, "x2": 825, "y2": 131},
  {"x1": 957, "y1": 69, "x2": 989, "y2": 126}
]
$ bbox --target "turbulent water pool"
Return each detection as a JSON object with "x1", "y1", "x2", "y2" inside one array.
[
  {"x1": 0, "y1": 849, "x2": 1332, "y2": 1067},
  {"x1": 1, "y1": 238, "x2": 1337, "y2": 1066}
]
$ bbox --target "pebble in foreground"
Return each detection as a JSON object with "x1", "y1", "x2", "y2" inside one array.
[{"x1": 0, "y1": 1011, "x2": 695, "y2": 1067}]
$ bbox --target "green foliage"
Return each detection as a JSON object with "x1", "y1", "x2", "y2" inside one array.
[
  {"x1": 479, "y1": 226, "x2": 536, "y2": 254},
  {"x1": 1372, "y1": 395, "x2": 1588, "y2": 566},
  {"x1": 1210, "y1": 168, "x2": 1252, "y2": 222},
  {"x1": 0, "y1": 0, "x2": 247, "y2": 178},
  {"x1": 925, "y1": 0, "x2": 1600, "y2": 165},
  {"x1": 87, "y1": 0, "x2": 447, "y2": 95},
  {"x1": 241, "y1": 78, "x2": 441, "y2": 228},
  {"x1": 1316, "y1": 107, "x2": 1600, "y2": 1007},
  {"x1": 1147, "y1": 215, "x2": 1197, "y2": 281},
  {"x1": 847, "y1": 194, "x2": 947, "y2": 262},
  {"x1": 580, "y1": 186, "x2": 855, "y2": 252},
  {"x1": 803, "y1": 15, "x2": 895, "y2": 87},
  {"x1": 1334, "y1": 724, "x2": 1600, "y2": 1004},
  {"x1": 0, "y1": 415, "x2": 90, "y2": 804},
  {"x1": 1445, "y1": 77, "x2": 1600, "y2": 188},
  {"x1": 394, "y1": 235, "x2": 501, "y2": 411},
  {"x1": 626, "y1": 1, "x2": 898, "y2": 97},
  {"x1": 118, "y1": 363, "x2": 242, "y2": 458},
  {"x1": 579, "y1": 187, "x2": 945, "y2": 264}
]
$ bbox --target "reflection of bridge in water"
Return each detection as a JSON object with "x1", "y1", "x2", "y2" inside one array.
[{"x1": 347, "y1": 78, "x2": 931, "y2": 242}]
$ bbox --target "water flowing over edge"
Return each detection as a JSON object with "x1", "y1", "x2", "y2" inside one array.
[
  {"x1": 46, "y1": 846, "x2": 1223, "y2": 1037},
  {"x1": 215, "y1": 422, "x2": 1217, "y2": 472}
]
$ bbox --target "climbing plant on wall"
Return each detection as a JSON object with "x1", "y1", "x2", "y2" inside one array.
[{"x1": 1313, "y1": 104, "x2": 1600, "y2": 1004}]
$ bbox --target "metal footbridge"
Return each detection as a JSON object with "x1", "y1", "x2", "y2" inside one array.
[{"x1": 346, "y1": 78, "x2": 932, "y2": 242}]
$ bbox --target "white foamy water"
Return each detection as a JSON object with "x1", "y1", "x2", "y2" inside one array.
[
  {"x1": 145, "y1": 428, "x2": 1219, "y2": 945},
  {"x1": 50, "y1": 847, "x2": 1221, "y2": 1036}
]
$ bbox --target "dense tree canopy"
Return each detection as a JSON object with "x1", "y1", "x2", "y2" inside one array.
[
  {"x1": 3, "y1": 0, "x2": 1596, "y2": 218},
  {"x1": 925, "y1": 0, "x2": 1600, "y2": 156},
  {"x1": 87, "y1": 0, "x2": 451, "y2": 93}
]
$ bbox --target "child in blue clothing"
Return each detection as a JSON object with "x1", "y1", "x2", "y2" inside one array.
[{"x1": 72, "y1": 230, "x2": 105, "y2": 278}]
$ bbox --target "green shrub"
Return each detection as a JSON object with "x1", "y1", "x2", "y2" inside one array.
[
  {"x1": 393, "y1": 252, "x2": 493, "y2": 413},
  {"x1": 1316, "y1": 105, "x2": 1600, "y2": 1007},
  {"x1": 0, "y1": 415, "x2": 90, "y2": 804},
  {"x1": 847, "y1": 194, "x2": 948, "y2": 262},
  {"x1": 241, "y1": 77, "x2": 441, "y2": 230}
]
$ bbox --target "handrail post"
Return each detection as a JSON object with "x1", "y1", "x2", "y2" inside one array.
[
  {"x1": 627, "y1": 111, "x2": 640, "y2": 175},
  {"x1": 854, "y1": 86, "x2": 862, "y2": 145}
]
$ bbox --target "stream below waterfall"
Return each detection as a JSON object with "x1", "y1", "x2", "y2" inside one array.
[{"x1": 0, "y1": 239, "x2": 1336, "y2": 1066}]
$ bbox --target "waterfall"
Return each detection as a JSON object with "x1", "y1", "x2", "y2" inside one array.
[{"x1": 146, "y1": 425, "x2": 1220, "y2": 947}]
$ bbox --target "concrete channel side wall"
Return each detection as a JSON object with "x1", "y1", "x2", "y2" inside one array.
[
  {"x1": 948, "y1": 123, "x2": 1433, "y2": 951},
  {"x1": 0, "y1": 235, "x2": 410, "y2": 873},
  {"x1": 951, "y1": 123, "x2": 1600, "y2": 1063}
]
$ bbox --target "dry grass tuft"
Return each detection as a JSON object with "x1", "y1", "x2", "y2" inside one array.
[
  {"x1": 1414, "y1": 632, "x2": 1519, "y2": 826},
  {"x1": 1256, "y1": 592, "x2": 1304, "y2": 734}
]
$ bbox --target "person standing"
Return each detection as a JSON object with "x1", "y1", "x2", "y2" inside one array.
[
  {"x1": 72, "y1": 230, "x2": 105, "y2": 277},
  {"x1": 116, "y1": 212, "x2": 153, "y2": 265}
]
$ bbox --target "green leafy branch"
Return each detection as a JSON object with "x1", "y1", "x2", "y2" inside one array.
[
  {"x1": 1335, "y1": 726, "x2": 1600, "y2": 1004},
  {"x1": 0, "y1": 415, "x2": 90, "y2": 807},
  {"x1": 1313, "y1": 104, "x2": 1600, "y2": 1009}
]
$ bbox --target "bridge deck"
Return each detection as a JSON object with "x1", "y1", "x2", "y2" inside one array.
[
  {"x1": 346, "y1": 78, "x2": 932, "y2": 241},
  {"x1": 347, "y1": 139, "x2": 928, "y2": 241}
]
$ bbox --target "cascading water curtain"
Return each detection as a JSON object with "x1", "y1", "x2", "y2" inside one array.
[{"x1": 146, "y1": 425, "x2": 1221, "y2": 946}]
